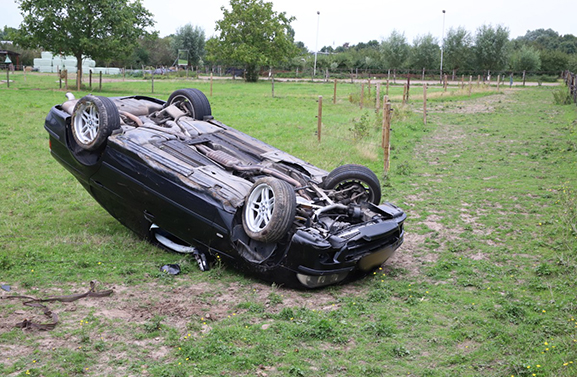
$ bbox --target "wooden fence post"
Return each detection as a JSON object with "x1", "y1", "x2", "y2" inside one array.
[
  {"x1": 477, "y1": 75, "x2": 480, "y2": 87},
  {"x1": 402, "y1": 83, "x2": 407, "y2": 105},
  {"x1": 89, "y1": 71, "x2": 92, "y2": 90},
  {"x1": 382, "y1": 96, "x2": 391, "y2": 174},
  {"x1": 497, "y1": 74, "x2": 501, "y2": 91},
  {"x1": 386, "y1": 78, "x2": 389, "y2": 96},
  {"x1": 99, "y1": 71, "x2": 102, "y2": 92},
  {"x1": 468, "y1": 75, "x2": 472, "y2": 97},
  {"x1": 360, "y1": 83, "x2": 364, "y2": 109},
  {"x1": 443, "y1": 74, "x2": 448, "y2": 91},
  {"x1": 461, "y1": 75, "x2": 464, "y2": 89},
  {"x1": 65, "y1": 70, "x2": 68, "y2": 90},
  {"x1": 522, "y1": 70, "x2": 526, "y2": 86},
  {"x1": 423, "y1": 84, "x2": 427, "y2": 125},
  {"x1": 333, "y1": 79, "x2": 337, "y2": 104},
  {"x1": 317, "y1": 95, "x2": 323, "y2": 143},
  {"x1": 6, "y1": 69, "x2": 9, "y2": 88},
  {"x1": 406, "y1": 76, "x2": 411, "y2": 102}
]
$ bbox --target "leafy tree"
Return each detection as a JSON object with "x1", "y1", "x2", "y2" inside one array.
[
  {"x1": 409, "y1": 34, "x2": 440, "y2": 70},
  {"x1": 559, "y1": 34, "x2": 577, "y2": 55},
  {"x1": 207, "y1": 0, "x2": 298, "y2": 82},
  {"x1": 539, "y1": 49, "x2": 570, "y2": 73},
  {"x1": 380, "y1": 30, "x2": 409, "y2": 69},
  {"x1": 171, "y1": 24, "x2": 205, "y2": 68},
  {"x1": 122, "y1": 34, "x2": 173, "y2": 68},
  {"x1": 443, "y1": 26, "x2": 473, "y2": 72},
  {"x1": 474, "y1": 24, "x2": 510, "y2": 72},
  {"x1": 509, "y1": 45, "x2": 541, "y2": 72},
  {"x1": 15, "y1": 0, "x2": 154, "y2": 87},
  {"x1": 0, "y1": 26, "x2": 18, "y2": 40},
  {"x1": 516, "y1": 28, "x2": 560, "y2": 50}
]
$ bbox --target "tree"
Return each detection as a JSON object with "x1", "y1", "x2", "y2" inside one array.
[
  {"x1": 380, "y1": 30, "x2": 409, "y2": 69},
  {"x1": 510, "y1": 45, "x2": 541, "y2": 72},
  {"x1": 517, "y1": 28, "x2": 560, "y2": 50},
  {"x1": 207, "y1": 0, "x2": 298, "y2": 82},
  {"x1": 474, "y1": 24, "x2": 511, "y2": 72},
  {"x1": 15, "y1": 0, "x2": 154, "y2": 87},
  {"x1": 172, "y1": 24, "x2": 205, "y2": 68},
  {"x1": 443, "y1": 27, "x2": 473, "y2": 72},
  {"x1": 539, "y1": 49, "x2": 570, "y2": 73},
  {"x1": 0, "y1": 26, "x2": 18, "y2": 40},
  {"x1": 409, "y1": 34, "x2": 440, "y2": 71}
]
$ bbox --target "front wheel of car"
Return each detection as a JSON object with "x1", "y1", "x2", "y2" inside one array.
[
  {"x1": 72, "y1": 95, "x2": 120, "y2": 151},
  {"x1": 322, "y1": 164, "x2": 382, "y2": 205},
  {"x1": 165, "y1": 88, "x2": 212, "y2": 120},
  {"x1": 242, "y1": 177, "x2": 296, "y2": 244}
]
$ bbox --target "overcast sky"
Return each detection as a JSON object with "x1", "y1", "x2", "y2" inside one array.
[{"x1": 1, "y1": 0, "x2": 575, "y2": 50}]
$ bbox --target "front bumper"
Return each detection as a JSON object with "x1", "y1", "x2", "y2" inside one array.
[{"x1": 288, "y1": 218, "x2": 405, "y2": 288}]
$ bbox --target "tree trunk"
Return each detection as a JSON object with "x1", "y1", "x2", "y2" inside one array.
[
  {"x1": 245, "y1": 63, "x2": 259, "y2": 82},
  {"x1": 75, "y1": 52, "x2": 83, "y2": 90}
]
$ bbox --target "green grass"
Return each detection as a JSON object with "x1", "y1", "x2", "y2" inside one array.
[{"x1": 1, "y1": 72, "x2": 576, "y2": 376}]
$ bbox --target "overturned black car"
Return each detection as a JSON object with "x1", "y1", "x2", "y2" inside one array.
[{"x1": 44, "y1": 88, "x2": 406, "y2": 288}]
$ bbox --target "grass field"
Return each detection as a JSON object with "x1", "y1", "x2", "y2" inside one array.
[{"x1": 1, "y1": 72, "x2": 576, "y2": 376}]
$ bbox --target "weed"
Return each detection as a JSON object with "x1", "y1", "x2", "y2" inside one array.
[
  {"x1": 349, "y1": 112, "x2": 371, "y2": 140},
  {"x1": 552, "y1": 86, "x2": 573, "y2": 105},
  {"x1": 143, "y1": 315, "x2": 164, "y2": 333}
]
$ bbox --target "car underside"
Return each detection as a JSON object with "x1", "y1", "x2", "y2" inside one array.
[{"x1": 44, "y1": 88, "x2": 406, "y2": 288}]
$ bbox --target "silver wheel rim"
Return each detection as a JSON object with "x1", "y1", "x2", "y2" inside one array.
[
  {"x1": 73, "y1": 101, "x2": 99, "y2": 145},
  {"x1": 170, "y1": 95, "x2": 195, "y2": 118},
  {"x1": 244, "y1": 183, "x2": 275, "y2": 232}
]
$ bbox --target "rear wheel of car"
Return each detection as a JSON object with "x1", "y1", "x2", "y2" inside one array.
[
  {"x1": 322, "y1": 164, "x2": 382, "y2": 205},
  {"x1": 242, "y1": 177, "x2": 296, "y2": 243},
  {"x1": 165, "y1": 88, "x2": 212, "y2": 120},
  {"x1": 72, "y1": 95, "x2": 120, "y2": 151}
]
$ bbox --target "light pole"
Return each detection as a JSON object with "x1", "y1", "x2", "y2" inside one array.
[
  {"x1": 440, "y1": 9, "x2": 446, "y2": 83},
  {"x1": 313, "y1": 11, "x2": 320, "y2": 78}
]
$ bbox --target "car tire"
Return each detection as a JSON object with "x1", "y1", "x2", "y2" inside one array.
[
  {"x1": 242, "y1": 177, "x2": 296, "y2": 243},
  {"x1": 72, "y1": 95, "x2": 120, "y2": 151},
  {"x1": 165, "y1": 88, "x2": 212, "y2": 120},
  {"x1": 322, "y1": 164, "x2": 382, "y2": 205}
]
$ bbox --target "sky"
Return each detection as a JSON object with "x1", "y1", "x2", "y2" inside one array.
[{"x1": 1, "y1": 0, "x2": 575, "y2": 51}]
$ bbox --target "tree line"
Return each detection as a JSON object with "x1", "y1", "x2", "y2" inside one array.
[{"x1": 2, "y1": 0, "x2": 576, "y2": 82}]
